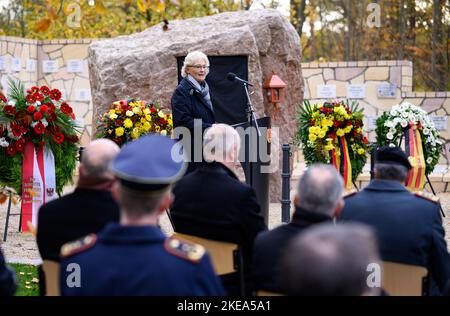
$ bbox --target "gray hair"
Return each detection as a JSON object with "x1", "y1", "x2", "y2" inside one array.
[
  {"x1": 375, "y1": 163, "x2": 408, "y2": 181},
  {"x1": 296, "y1": 164, "x2": 344, "y2": 216},
  {"x1": 203, "y1": 124, "x2": 241, "y2": 163},
  {"x1": 278, "y1": 222, "x2": 380, "y2": 296},
  {"x1": 81, "y1": 139, "x2": 120, "y2": 182},
  {"x1": 181, "y1": 51, "x2": 209, "y2": 77}
]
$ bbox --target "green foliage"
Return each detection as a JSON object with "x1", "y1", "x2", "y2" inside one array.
[{"x1": 9, "y1": 263, "x2": 40, "y2": 296}]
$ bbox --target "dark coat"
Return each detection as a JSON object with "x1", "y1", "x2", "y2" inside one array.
[
  {"x1": 60, "y1": 224, "x2": 225, "y2": 296},
  {"x1": 252, "y1": 206, "x2": 333, "y2": 292},
  {"x1": 0, "y1": 249, "x2": 17, "y2": 296},
  {"x1": 171, "y1": 78, "x2": 215, "y2": 173},
  {"x1": 170, "y1": 162, "x2": 267, "y2": 294},
  {"x1": 37, "y1": 188, "x2": 120, "y2": 262},
  {"x1": 339, "y1": 179, "x2": 450, "y2": 292}
]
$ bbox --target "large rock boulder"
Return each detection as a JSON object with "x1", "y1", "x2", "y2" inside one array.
[{"x1": 88, "y1": 9, "x2": 303, "y2": 201}]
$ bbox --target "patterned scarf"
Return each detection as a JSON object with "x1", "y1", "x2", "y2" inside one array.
[{"x1": 187, "y1": 74, "x2": 213, "y2": 111}]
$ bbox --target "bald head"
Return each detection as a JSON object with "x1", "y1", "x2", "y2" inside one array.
[
  {"x1": 296, "y1": 164, "x2": 344, "y2": 216},
  {"x1": 80, "y1": 139, "x2": 120, "y2": 182}
]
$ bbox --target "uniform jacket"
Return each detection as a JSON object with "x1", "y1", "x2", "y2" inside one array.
[
  {"x1": 37, "y1": 188, "x2": 120, "y2": 261},
  {"x1": 60, "y1": 223, "x2": 225, "y2": 296},
  {"x1": 252, "y1": 206, "x2": 332, "y2": 292},
  {"x1": 339, "y1": 179, "x2": 450, "y2": 292},
  {"x1": 0, "y1": 249, "x2": 17, "y2": 296}
]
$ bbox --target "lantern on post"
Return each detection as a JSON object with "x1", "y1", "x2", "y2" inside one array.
[{"x1": 263, "y1": 74, "x2": 286, "y2": 107}]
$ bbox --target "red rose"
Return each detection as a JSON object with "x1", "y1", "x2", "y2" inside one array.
[
  {"x1": 3, "y1": 105, "x2": 16, "y2": 117},
  {"x1": 40, "y1": 86, "x2": 50, "y2": 95},
  {"x1": 39, "y1": 105, "x2": 49, "y2": 113},
  {"x1": 66, "y1": 134, "x2": 79, "y2": 143},
  {"x1": 6, "y1": 145, "x2": 16, "y2": 156},
  {"x1": 0, "y1": 93, "x2": 7, "y2": 103},
  {"x1": 26, "y1": 105, "x2": 36, "y2": 113},
  {"x1": 46, "y1": 112, "x2": 57, "y2": 122},
  {"x1": 30, "y1": 86, "x2": 39, "y2": 93},
  {"x1": 70, "y1": 113, "x2": 75, "y2": 120},
  {"x1": 47, "y1": 104, "x2": 56, "y2": 113},
  {"x1": 60, "y1": 102, "x2": 73, "y2": 115},
  {"x1": 363, "y1": 136, "x2": 368, "y2": 144},
  {"x1": 34, "y1": 93, "x2": 44, "y2": 102},
  {"x1": 26, "y1": 94, "x2": 36, "y2": 103},
  {"x1": 53, "y1": 132, "x2": 65, "y2": 144},
  {"x1": 33, "y1": 111, "x2": 43, "y2": 121},
  {"x1": 150, "y1": 107, "x2": 157, "y2": 113},
  {"x1": 10, "y1": 122, "x2": 23, "y2": 137},
  {"x1": 15, "y1": 141, "x2": 24, "y2": 152},
  {"x1": 17, "y1": 137, "x2": 26, "y2": 146},
  {"x1": 33, "y1": 122, "x2": 45, "y2": 134},
  {"x1": 50, "y1": 89, "x2": 62, "y2": 101}
]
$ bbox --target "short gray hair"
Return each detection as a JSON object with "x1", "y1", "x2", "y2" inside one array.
[
  {"x1": 278, "y1": 222, "x2": 380, "y2": 296},
  {"x1": 181, "y1": 51, "x2": 209, "y2": 77},
  {"x1": 203, "y1": 124, "x2": 241, "y2": 163},
  {"x1": 375, "y1": 163, "x2": 408, "y2": 181},
  {"x1": 296, "y1": 164, "x2": 344, "y2": 216}
]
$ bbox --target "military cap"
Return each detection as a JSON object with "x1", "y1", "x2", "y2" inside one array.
[
  {"x1": 375, "y1": 146, "x2": 412, "y2": 170},
  {"x1": 112, "y1": 134, "x2": 187, "y2": 191}
]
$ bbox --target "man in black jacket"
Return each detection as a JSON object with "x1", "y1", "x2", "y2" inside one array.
[
  {"x1": 339, "y1": 146, "x2": 450, "y2": 294},
  {"x1": 0, "y1": 249, "x2": 17, "y2": 296},
  {"x1": 37, "y1": 139, "x2": 121, "y2": 262},
  {"x1": 170, "y1": 124, "x2": 267, "y2": 295},
  {"x1": 252, "y1": 164, "x2": 345, "y2": 293}
]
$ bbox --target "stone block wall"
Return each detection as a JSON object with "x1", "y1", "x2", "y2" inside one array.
[
  {"x1": 302, "y1": 60, "x2": 450, "y2": 165},
  {"x1": 0, "y1": 36, "x2": 93, "y2": 146}
]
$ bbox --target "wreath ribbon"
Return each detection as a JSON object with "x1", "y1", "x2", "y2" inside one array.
[
  {"x1": 331, "y1": 137, "x2": 352, "y2": 190},
  {"x1": 405, "y1": 125, "x2": 425, "y2": 190}
]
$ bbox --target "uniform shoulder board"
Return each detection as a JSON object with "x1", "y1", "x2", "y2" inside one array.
[
  {"x1": 60, "y1": 234, "x2": 97, "y2": 258},
  {"x1": 414, "y1": 191, "x2": 440, "y2": 204},
  {"x1": 164, "y1": 237, "x2": 205, "y2": 263},
  {"x1": 343, "y1": 189, "x2": 358, "y2": 199}
]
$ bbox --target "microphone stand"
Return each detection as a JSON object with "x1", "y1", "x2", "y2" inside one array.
[{"x1": 242, "y1": 82, "x2": 261, "y2": 187}]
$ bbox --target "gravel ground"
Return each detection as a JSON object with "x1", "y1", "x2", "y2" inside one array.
[{"x1": 1, "y1": 187, "x2": 449, "y2": 264}]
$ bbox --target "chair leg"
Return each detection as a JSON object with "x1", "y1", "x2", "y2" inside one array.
[{"x1": 3, "y1": 192, "x2": 12, "y2": 242}]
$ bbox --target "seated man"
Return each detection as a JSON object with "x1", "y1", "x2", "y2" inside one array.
[
  {"x1": 60, "y1": 134, "x2": 224, "y2": 296},
  {"x1": 37, "y1": 139, "x2": 121, "y2": 262},
  {"x1": 252, "y1": 164, "x2": 344, "y2": 293},
  {"x1": 0, "y1": 248, "x2": 17, "y2": 296},
  {"x1": 170, "y1": 123, "x2": 267, "y2": 295},
  {"x1": 339, "y1": 146, "x2": 450, "y2": 294},
  {"x1": 278, "y1": 223, "x2": 381, "y2": 296}
]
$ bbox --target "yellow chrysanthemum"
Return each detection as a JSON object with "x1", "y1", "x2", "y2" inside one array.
[
  {"x1": 167, "y1": 118, "x2": 173, "y2": 125},
  {"x1": 131, "y1": 128, "x2": 140, "y2": 139},
  {"x1": 143, "y1": 108, "x2": 150, "y2": 115},
  {"x1": 309, "y1": 134, "x2": 317, "y2": 141},
  {"x1": 145, "y1": 114, "x2": 152, "y2": 121},
  {"x1": 318, "y1": 130, "x2": 326, "y2": 139},
  {"x1": 357, "y1": 148, "x2": 365, "y2": 155},
  {"x1": 115, "y1": 127, "x2": 124, "y2": 137},
  {"x1": 124, "y1": 118, "x2": 133, "y2": 128},
  {"x1": 109, "y1": 112, "x2": 118, "y2": 120},
  {"x1": 143, "y1": 122, "x2": 151, "y2": 131},
  {"x1": 155, "y1": 126, "x2": 160, "y2": 132},
  {"x1": 336, "y1": 128, "x2": 345, "y2": 137},
  {"x1": 132, "y1": 107, "x2": 142, "y2": 115},
  {"x1": 324, "y1": 143, "x2": 334, "y2": 151}
]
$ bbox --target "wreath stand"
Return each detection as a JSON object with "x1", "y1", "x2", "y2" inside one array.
[{"x1": 2, "y1": 189, "x2": 22, "y2": 242}]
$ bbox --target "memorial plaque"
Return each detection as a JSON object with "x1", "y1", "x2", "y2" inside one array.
[
  {"x1": 376, "y1": 83, "x2": 397, "y2": 98},
  {"x1": 317, "y1": 85, "x2": 336, "y2": 99}
]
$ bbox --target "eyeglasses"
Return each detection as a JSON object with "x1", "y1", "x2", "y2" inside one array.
[{"x1": 189, "y1": 65, "x2": 210, "y2": 70}]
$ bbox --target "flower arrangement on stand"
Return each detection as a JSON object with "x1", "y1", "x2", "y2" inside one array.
[
  {"x1": 0, "y1": 80, "x2": 80, "y2": 196},
  {"x1": 295, "y1": 100, "x2": 370, "y2": 189},
  {"x1": 375, "y1": 102, "x2": 443, "y2": 188},
  {"x1": 96, "y1": 99, "x2": 173, "y2": 147}
]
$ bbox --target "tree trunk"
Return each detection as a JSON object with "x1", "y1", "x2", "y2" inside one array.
[{"x1": 398, "y1": 0, "x2": 405, "y2": 59}]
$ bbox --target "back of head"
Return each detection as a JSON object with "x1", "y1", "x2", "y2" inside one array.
[
  {"x1": 296, "y1": 164, "x2": 344, "y2": 216},
  {"x1": 80, "y1": 139, "x2": 120, "y2": 183},
  {"x1": 374, "y1": 146, "x2": 411, "y2": 182},
  {"x1": 278, "y1": 223, "x2": 380, "y2": 296},
  {"x1": 203, "y1": 124, "x2": 241, "y2": 164},
  {"x1": 111, "y1": 134, "x2": 186, "y2": 219}
]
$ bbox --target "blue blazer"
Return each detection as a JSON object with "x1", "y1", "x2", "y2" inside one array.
[{"x1": 171, "y1": 77, "x2": 215, "y2": 131}]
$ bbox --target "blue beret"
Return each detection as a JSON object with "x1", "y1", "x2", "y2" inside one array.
[
  {"x1": 111, "y1": 134, "x2": 187, "y2": 191},
  {"x1": 375, "y1": 146, "x2": 412, "y2": 170}
]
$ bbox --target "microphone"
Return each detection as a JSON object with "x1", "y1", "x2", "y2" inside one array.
[{"x1": 227, "y1": 72, "x2": 253, "y2": 86}]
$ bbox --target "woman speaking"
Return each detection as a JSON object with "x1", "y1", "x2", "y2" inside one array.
[{"x1": 171, "y1": 51, "x2": 215, "y2": 172}]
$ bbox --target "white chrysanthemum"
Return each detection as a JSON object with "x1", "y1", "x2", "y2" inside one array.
[
  {"x1": 387, "y1": 132, "x2": 394, "y2": 140},
  {"x1": 389, "y1": 143, "x2": 396, "y2": 148},
  {"x1": 390, "y1": 109, "x2": 398, "y2": 116},
  {"x1": 426, "y1": 157, "x2": 433, "y2": 164},
  {"x1": 384, "y1": 120, "x2": 394, "y2": 128},
  {"x1": 389, "y1": 128, "x2": 397, "y2": 134},
  {"x1": 0, "y1": 137, "x2": 9, "y2": 147},
  {"x1": 401, "y1": 112, "x2": 409, "y2": 118},
  {"x1": 400, "y1": 120, "x2": 408, "y2": 128},
  {"x1": 41, "y1": 118, "x2": 48, "y2": 127},
  {"x1": 423, "y1": 128, "x2": 430, "y2": 135}
]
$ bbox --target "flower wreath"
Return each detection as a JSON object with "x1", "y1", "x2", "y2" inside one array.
[
  {"x1": 295, "y1": 100, "x2": 370, "y2": 187},
  {"x1": 0, "y1": 80, "x2": 80, "y2": 196},
  {"x1": 96, "y1": 99, "x2": 173, "y2": 147},
  {"x1": 375, "y1": 102, "x2": 443, "y2": 176}
]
